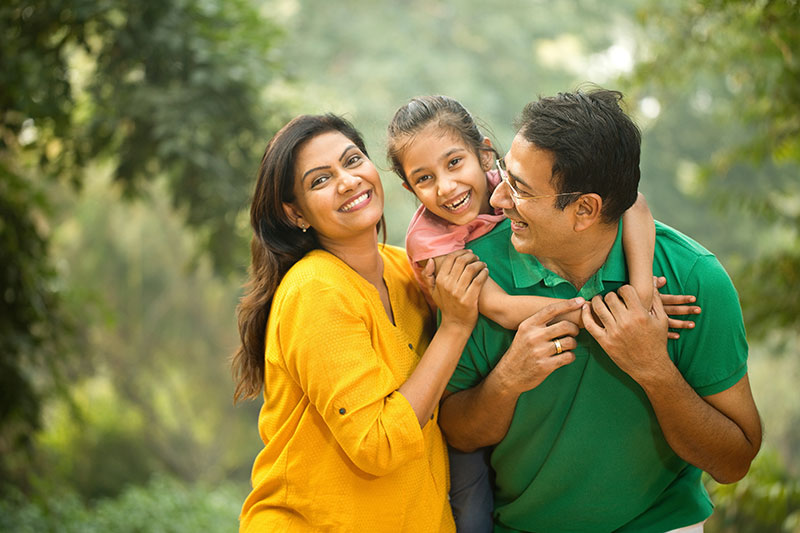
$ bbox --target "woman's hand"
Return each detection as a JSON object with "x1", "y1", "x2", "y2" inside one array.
[
  {"x1": 654, "y1": 276, "x2": 701, "y2": 339},
  {"x1": 423, "y1": 250, "x2": 488, "y2": 329}
]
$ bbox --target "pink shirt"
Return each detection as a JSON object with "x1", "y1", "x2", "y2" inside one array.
[{"x1": 405, "y1": 170, "x2": 505, "y2": 306}]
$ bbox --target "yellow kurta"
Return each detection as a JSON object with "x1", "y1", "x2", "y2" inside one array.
[{"x1": 240, "y1": 244, "x2": 455, "y2": 533}]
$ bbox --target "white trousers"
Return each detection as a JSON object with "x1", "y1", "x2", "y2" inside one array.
[{"x1": 666, "y1": 522, "x2": 705, "y2": 533}]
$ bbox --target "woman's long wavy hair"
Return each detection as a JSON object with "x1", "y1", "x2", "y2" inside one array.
[{"x1": 232, "y1": 114, "x2": 384, "y2": 402}]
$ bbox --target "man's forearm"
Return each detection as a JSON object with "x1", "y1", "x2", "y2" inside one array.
[
  {"x1": 640, "y1": 368, "x2": 762, "y2": 484},
  {"x1": 439, "y1": 370, "x2": 521, "y2": 452}
]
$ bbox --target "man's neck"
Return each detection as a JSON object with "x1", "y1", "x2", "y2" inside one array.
[{"x1": 539, "y1": 222, "x2": 619, "y2": 291}]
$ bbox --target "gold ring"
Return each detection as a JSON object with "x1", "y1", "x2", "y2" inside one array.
[{"x1": 553, "y1": 338, "x2": 563, "y2": 355}]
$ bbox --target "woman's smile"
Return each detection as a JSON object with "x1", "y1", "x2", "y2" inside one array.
[{"x1": 339, "y1": 190, "x2": 371, "y2": 212}]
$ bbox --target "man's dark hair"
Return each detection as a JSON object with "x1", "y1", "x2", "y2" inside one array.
[{"x1": 515, "y1": 88, "x2": 641, "y2": 222}]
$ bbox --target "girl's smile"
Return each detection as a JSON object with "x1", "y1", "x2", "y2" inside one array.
[{"x1": 400, "y1": 125, "x2": 493, "y2": 226}]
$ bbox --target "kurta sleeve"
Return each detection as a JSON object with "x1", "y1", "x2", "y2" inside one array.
[{"x1": 274, "y1": 280, "x2": 425, "y2": 477}]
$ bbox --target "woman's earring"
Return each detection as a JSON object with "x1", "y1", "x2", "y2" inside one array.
[{"x1": 300, "y1": 224, "x2": 308, "y2": 233}]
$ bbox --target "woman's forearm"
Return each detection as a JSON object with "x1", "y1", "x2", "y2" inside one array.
[{"x1": 397, "y1": 319, "x2": 473, "y2": 426}]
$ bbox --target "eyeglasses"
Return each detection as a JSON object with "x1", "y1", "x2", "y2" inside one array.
[{"x1": 495, "y1": 158, "x2": 583, "y2": 202}]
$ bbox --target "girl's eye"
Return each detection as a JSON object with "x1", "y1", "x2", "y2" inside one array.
[
  {"x1": 415, "y1": 174, "x2": 433, "y2": 185},
  {"x1": 448, "y1": 157, "x2": 462, "y2": 169}
]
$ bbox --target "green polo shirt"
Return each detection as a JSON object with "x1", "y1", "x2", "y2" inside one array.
[{"x1": 447, "y1": 218, "x2": 748, "y2": 533}]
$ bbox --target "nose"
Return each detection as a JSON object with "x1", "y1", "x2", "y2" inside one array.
[
  {"x1": 337, "y1": 170, "x2": 361, "y2": 193},
  {"x1": 437, "y1": 175, "x2": 457, "y2": 197},
  {"x1": 490, "y1": 179, "x2": 514, "y2": 210}
]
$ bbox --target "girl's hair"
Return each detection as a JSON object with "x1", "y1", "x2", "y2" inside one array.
[
  {"x1": 232, "y1": 113, "x2": 384, "y2": 402},
  {"x1": 386, "y1": 95, "x2": 493, "y2": 184}
]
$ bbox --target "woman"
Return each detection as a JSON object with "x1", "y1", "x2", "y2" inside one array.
[{"x1": 232, "y1": 114, "x2": 489, "y2": 532}]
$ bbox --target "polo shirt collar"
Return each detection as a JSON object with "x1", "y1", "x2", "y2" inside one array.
[{"x1": 508, "y1": 221, "x2": 627, "y2": 297}]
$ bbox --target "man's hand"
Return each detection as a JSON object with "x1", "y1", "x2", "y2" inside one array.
[
  {"x1": 582, "y1": 284, "x2": 673, "y2": 385},
  {"x1": 494, "y1": 298, "x2": 584, "y2": 395}
]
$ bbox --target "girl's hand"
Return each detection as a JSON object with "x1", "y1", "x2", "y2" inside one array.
[
  {"x1": 423, "y1": 250, "x2": 488, "y2": 329},
  {"x1": 654, "y1": 276, "x2": 701, "y2": 339}
]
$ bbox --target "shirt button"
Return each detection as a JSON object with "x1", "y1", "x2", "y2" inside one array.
[
  {"x1": 408, "y1": 343, "x2": 413, "y2": 349},
  {"x1": 339, "y1": 408, "x2": 346, "y2": 415},
  {"x1": 430, "y1": 414, "x2": 434, "y2": 420}
]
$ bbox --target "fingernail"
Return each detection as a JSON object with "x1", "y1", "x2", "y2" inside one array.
[
  {"x1": 574, "y1": 297, "x2": 585, "y2": 305},
  {"x1": 689, "y1": 322, "x2": 695, "y2": 328}
]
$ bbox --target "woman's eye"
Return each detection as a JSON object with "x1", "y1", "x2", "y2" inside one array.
[
  {"x1": 448, "y1": 157, "x2": 462, "y2": 168},
  {"x1": 310, "y1": 175, "x2": 330, "y2": 188},
  {"x1": 346, "y1": 154, "x2": 362, "y2": 166}
]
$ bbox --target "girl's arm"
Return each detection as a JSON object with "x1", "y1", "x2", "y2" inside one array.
[
  {"x1": 622, "y1": 192, "x2": 655, "y2": 311},
  {"x1": 430, "y1": 256, "x2": 582, "y2": 330},
  {"x1": 478, "y1": 277, "x2": 582, "y2": 329},
  {"x1": 623, "y1": 196, "x2": 702, "y2": 339}
]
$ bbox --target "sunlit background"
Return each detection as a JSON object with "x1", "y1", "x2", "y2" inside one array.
[{"x1": 2, "y1": 0, "x2": 798, "y2": 531}]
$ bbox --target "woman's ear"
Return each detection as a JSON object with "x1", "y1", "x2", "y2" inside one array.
[
  {"x1": 282, "y1": 202, "x2": 306, "y2": 229},
  {"x1": 572, "y1": 193, "x2": 603, "y2": 232},
  {"x1": 479, "y1": 138, "x2": 494, "y2": 171}
]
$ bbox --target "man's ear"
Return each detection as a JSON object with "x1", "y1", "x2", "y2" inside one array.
[
  {"x1": 479, "y1": 138, "x2": 494, "y2": 171},
  {"x1": 572, "y1": 193, "x2": 603, "y2": 232},
  {"x1": 282, "y1": 202, "x2": 305, "y2": 229}
]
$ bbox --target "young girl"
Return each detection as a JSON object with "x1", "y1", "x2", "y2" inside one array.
[{"x1": 386, "y1": 95, "x2": 699, "y2": 531}]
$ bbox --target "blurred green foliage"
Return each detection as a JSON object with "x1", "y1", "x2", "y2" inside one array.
[
  {"x1": 1, "y1": 0, "x2": 280, "y2": 488},
  {"x1": 628, "y1": 0, "x2": 800, "y2": 339},
  {"x1": 29, "y1": 171, "x2": 262, "y2": 498},
  {"x1": 0, "y1": 475, "x2": 246, "y2": 533},
  {"x1": 706, "y1": 451, "x2": 800, "y2": 533},
  {"x1": 0, "y1": 166, "x2": 71, "y2": 488}
]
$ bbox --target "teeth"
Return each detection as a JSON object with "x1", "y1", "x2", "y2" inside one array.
[
  {"x1": 340, "y1": 192, "x2": 369, "y2": 212},
  {"x1": 444, "y1": 191, "x2": 470, "y2": 210}
]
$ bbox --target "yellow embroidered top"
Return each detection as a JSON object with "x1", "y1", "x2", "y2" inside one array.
[{"x1": 240, "y1": 245, "x2": 455, "y2": 533}]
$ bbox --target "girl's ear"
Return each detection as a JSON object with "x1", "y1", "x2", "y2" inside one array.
[
  {"x1": 401, "y1": 181, "x2": 413, "y2": 192},
  {"x1": 479, "y1": 137, "x2": 495, "y2": 171},
  {"x1": 282, "y1": 202, "x2": 306, "y2": 229}
]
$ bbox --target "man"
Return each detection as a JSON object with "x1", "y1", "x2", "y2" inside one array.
[{"x1": 438, "y1": 89, "x2": 762, "y2": 532}]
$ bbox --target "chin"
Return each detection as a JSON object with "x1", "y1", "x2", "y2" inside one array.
[{"x1": 510, "y1": 234, "x2": 535, "y2": 256}]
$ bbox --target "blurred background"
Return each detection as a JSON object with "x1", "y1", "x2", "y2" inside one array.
[{"x1": 1, "y1": 0, "x2": 798, "y2": 531}]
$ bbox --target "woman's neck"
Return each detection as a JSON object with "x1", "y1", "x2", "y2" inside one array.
[
  {"x1": 319, "y1": 230, "x2": 384, "y2": 286},
  {"x1": 321, "y1": 229, "x2": 393, "y2": 323}
]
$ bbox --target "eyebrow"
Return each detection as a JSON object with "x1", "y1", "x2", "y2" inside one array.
[
  {"x1": 301, "y1": 144, "x2": 358, "y2": 182},
  {"x1": 409, "y1": 147, "x2": 465, "y2": 177},
  {"x1": 506, "y1": 166, "x2": 533, "y2": 192}
]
